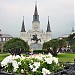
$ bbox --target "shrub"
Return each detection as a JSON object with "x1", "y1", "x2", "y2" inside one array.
[{"x1": 1, "y1": 54, "x2": 64, "y2": 75}]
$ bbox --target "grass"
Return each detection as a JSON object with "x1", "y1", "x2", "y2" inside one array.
[
  {"x1": 0, "y1": 53, "x2": 75, "y2": 63},
  {"x1": 57, "y1": 53, "x2": 75, "y2": 63},
  {"x1": 0, "y1": 53, "x2": 10, "y2": 62},
  {"x1": 0, "y1": 53, "x2": 28, "y2": 62}
]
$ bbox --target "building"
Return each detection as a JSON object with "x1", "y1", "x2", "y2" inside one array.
[
  {"x1": 20, "y1": 3, "x2": 52, "y2": 46},
  {"x1": 0, "y1": 30, "x2": 13, "y2": 52},
  {"x1": 59, "y1": 27, "x2": 75, "y2": 40}
]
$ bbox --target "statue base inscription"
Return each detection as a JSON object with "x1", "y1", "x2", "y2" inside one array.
[{"x1": 30, "y1": 43, "x2": 43, "y2": 50}]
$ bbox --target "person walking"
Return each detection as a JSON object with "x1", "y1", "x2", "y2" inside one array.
[{"x1": 30, "y1": 48, "x2": 33, "y2": 55}]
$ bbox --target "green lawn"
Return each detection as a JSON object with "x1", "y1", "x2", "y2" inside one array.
[
  {"x1": 0, "y1": 53, "x2": 10, "y2": 62},
  {"x1": 57, "y1": 53, "x2": 75, "y2": 63},
  {"x1": 0, "y1": 53, "x2": 27, "y2": 62},
  {"x1": 0, "y1": 53, "x2": 75, "y2": 63}
]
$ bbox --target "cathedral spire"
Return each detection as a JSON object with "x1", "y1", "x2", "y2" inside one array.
[
  {"x1": 33, "y1": 1, "x2": 39, "y2": 21},
  {"x1": 46, "y1": 16, "x2": 51, "y2": 32},
  {"x1": 21, "y1": 16, "x2": 26, "y2": 32},
  {"x1": 34, "y1": 1, "x2": 38, "y2": 15}
]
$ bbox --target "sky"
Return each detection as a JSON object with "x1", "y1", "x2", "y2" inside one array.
[{"x1": 0, "y1": 0, "x2": 74, "y2": 38}]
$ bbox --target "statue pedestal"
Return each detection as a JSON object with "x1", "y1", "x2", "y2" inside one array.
[{"x1": 30, "y1": 43, "x2": 43, "y2": 50}]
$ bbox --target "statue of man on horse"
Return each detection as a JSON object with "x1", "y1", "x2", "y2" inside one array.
[{"x1": 31, "y1": 34, "x2": 41, "y2": 43}]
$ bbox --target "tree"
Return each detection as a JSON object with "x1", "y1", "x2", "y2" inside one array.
[
  {"x1": 4, "y1": 38, "x2": 29, "y2": 55},
  {"x1": 43, "y1": 39, "x2": 67, "y2": 56},
  {"x1": 67, "y1": 33, "x2": 75, "y2": 52},
  {"x1": 67, "y1": 33, "x2": 75, "y2": 45},
  {"x1": 0, "y1": 42, "x2": 2, "y2": 52},
  {"x1": 70, "y1": 44, "x2": 75, "y2": 52}
]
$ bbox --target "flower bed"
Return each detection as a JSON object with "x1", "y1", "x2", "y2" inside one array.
[{"x1": 1, "y1": 53, "x2": 64, "y2": 75}]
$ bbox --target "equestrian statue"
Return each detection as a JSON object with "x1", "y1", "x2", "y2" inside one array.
[{"x1": 31, "y1": 34, "x2": 41, "y2": 43}]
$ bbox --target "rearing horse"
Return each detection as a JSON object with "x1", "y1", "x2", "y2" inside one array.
[{"x1": 31, "y1": 34, "x2": 41, "y2": 43}]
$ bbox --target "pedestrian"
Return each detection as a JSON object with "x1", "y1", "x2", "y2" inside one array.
[{"x1": 30, "y1": 48, "x2": 33, "y2": 55}]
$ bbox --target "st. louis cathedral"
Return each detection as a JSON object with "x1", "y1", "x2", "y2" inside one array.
[{"x1": 20, "y1": 3, "x2": 52, "y2": 45}]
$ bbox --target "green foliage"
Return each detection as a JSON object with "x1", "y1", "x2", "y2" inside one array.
[
  {"x1": 43, "y1": 39, "x2": 67, "y2": 49},
  {"x1": 58, "y1": 39, "x2": 67, "y2": 48},
  {"x1": 1, "y1": 54, "x2": 63, "y2": 75},
  {"x1": 33, "y1": 50, "x2": 48, "y2": 54},
  {"x1": 25, "y1": 50, "x2": 48, "y2": 54},
  {"x1": 43, "y1": 39, "x2": 67, "y2": 56},
  {"x1": 67, "y1": 33, "x2": 75, "y2": 45},
  {"x1": 5, "y1": 63, "x2": 13, "y2": 73},
  {"x1": 70, "y1": 44, "x2": 75, "y2": 52},
  {"x1": 1, "y1": 53, "x2": 75, "y2": 63},
  {"x1": 67, "y1": 33, "x2": 75, "y2": 51},
  {"x1": 4, "y1": 38, "x2": 29, "y2": 52},
  {"x1": 16, "y1": 58, "x2": 32, "y2": 74},
  {"x1": 0, "y1": 53, "x2": 10, "y2": 62}
]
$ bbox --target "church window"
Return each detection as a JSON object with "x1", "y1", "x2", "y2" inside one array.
[
  {"x1": 3, "y1": 38, "x2": 5, "y2": 41},
  {"x1": 6, "y1": 38, "x2": 9, "y2": 41},
  {"x1": 0, "y1": 38, "x2": 1, "y2": 41},
  {"x1": 30, "y1": 34, "x2": 31, "y2": 37}
]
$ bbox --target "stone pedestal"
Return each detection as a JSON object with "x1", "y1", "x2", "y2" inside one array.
[{"x1": 30, "y1": 43, "x2": 43, "y2": 50}]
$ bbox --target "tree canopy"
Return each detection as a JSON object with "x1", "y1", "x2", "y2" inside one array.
[
  {"x1": 4, "y1": 38, "x2": 29, "y2": 54},
  {"x1": 67, "y1": 33, "x2": 75, "y2": 52},
  {"x1": 43, "y1": 39, "x2": 67, "y2": 56},
  {"x1": 68, "y1": 33, "x2": 75, "y2": 45},
  {"x1": 43, "y1": 39, "x2": 67, "y2": 50}
]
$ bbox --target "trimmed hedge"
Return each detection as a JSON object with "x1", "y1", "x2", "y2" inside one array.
[
  {"x1": 25, "y1": 50, "x2": 48, "y2": 54},
  {"x1": 33, "y1": 50, "x2": 48, "y2": 54}
]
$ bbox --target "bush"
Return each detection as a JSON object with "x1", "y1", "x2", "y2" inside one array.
[
  {"x1": 25, "y1": 50, "x2": 48, "y2": 54},
  {"x1": 1, "y1": 54, "x2": 64, "y2": 75},
  {"x1": 33, "y1": 50, "x2": 48, "y2": 54}
]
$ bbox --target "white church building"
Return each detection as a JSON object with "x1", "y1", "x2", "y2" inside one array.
[{"x1": 20, "y1": 3, "x2": 52, "y2": 46}]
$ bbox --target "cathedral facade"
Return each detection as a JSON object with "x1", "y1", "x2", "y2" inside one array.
[{"x1": 20, "y1": 3, "x2": 52, "y2": 45}]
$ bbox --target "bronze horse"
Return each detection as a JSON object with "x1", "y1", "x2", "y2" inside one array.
[{"x1": 31, "y1": 34, "x2": 41, "y2": 43}]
